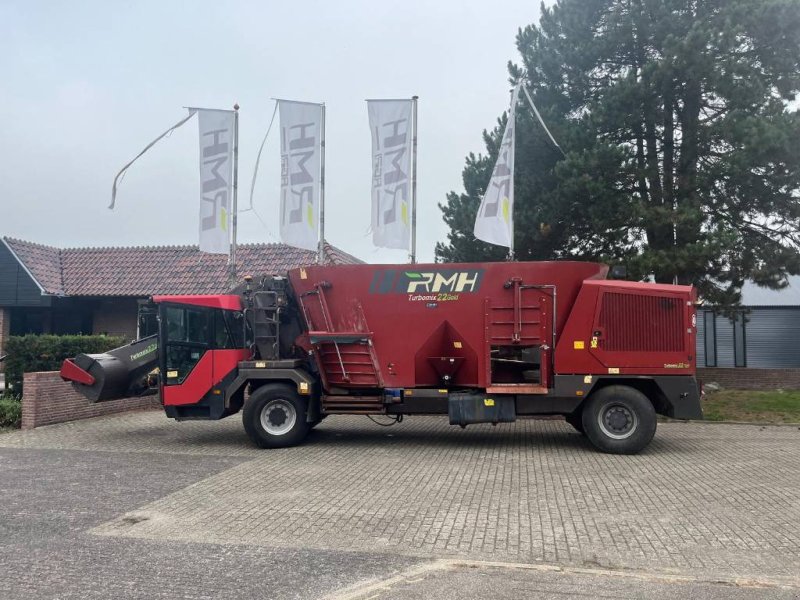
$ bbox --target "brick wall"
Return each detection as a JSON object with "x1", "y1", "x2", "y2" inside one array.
[
  {"x1": 0, "y1": 307, "x2": 8, "y2": 373},
  {"x1": 92, "y1": 298, "x2": 139, "y2": 340},
  {"x1": 698, "y1": 367, "x2": 800, "y2": 390},
  {"x1": 22, "y1": 371, "x2": 161, "y2": 430}
]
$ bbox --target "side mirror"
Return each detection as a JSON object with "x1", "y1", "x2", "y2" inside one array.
[{"x1": 610, "y1": 265, "x2": 627, "y2": 279}]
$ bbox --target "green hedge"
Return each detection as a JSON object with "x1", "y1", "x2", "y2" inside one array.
[
  {"x1": 4, "y1": 334, "x2": 126, "y2": 395},
  {"x1": 0, "y1": 397, "x2": 21, "y2": 428}
]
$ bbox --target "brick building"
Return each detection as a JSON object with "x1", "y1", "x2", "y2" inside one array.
[{"x1": 0, "y1": 237, "x2": 361, "y2": 365}]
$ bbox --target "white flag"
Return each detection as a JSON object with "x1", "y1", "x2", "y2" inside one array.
[
  {"x1": 279, "y1": 100, "x2": 322, "y2": 251},
  {"x1": 368, "y1": 100, "x2": 412, "y2": 250},
  {"x1": 474, "y1": 84, "x2": 522, "y2": 249},
  {"x1": 197, "y1": 109, "x2": 235, "y2": 254}
]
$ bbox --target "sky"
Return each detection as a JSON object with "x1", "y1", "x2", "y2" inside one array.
[{"x1": 0, "y1": 0, "x2": 542, "y2": 263}]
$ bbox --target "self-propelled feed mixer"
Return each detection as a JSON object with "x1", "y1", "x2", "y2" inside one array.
[{"x1": 60, "y1": 261, "x2": 702, "y2": 454}]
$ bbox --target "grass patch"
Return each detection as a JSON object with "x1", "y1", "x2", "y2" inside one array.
[{"x1": 702, "y1": 389, "x2": 800, "y2": 423}]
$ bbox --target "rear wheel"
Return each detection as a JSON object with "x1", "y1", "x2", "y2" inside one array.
[
  {"x1": 582, "y1": 385, "x2": 656, "y2": 454},
  {"x1": 243, "y1": 384, "x2": 309, "y2": 448}
]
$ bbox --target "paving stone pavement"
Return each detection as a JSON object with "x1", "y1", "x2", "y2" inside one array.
[
  {"x1": 0, "y1": 409, "x2": 262, "y2": 457},
  {"x1": 0, "y1": 446, "x2": 421, "y2": 599},
  {"x1": 3, "y1": 410, "x2": 798, "y2": 589}
]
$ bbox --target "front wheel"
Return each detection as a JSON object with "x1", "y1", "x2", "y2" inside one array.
[
  {"x1": 582, "y1": 385, "x2": 656, "y2": 454},
  {"x1": 243, "y1": 384, "x2": 310, "y2": 449}
]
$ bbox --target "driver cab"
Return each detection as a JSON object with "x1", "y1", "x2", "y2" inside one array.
[{"x1": 152, "y1": 295, "x2": 249, "y2": 412}]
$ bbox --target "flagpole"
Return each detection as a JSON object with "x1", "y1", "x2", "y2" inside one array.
[
  {"x1": 507, "y1": 88, "x2": 516, "y2": 262},
  {"x1": 410, "y1": 95, "x2": 419, "y2": 264},
  {"x1": 318, "y1": 103, "x2": 326, "y2": 264},
  {"x1": 230, "y1": 103, "x2": 240, "y2": 277}
]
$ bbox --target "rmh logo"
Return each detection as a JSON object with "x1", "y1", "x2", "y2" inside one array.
[
  {"x1": 369, "y1": 269, "x2": 484, "y2": 295},
  {"x1": 404, "y1": 271, "x2": 481, "y2": 294}
]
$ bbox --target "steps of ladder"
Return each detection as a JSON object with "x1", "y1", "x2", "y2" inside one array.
[{"x1": 322, "y1": 395, "x2": 385, "y2": 414}]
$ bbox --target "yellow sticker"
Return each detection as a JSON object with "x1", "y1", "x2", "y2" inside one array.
[
  {"x1": 300, "y1": 268, "x2": 308, "y2": 280},
  {"x1": 574, "y1": 340, "x2": 585, "y2": 350},
  {"x1": 608, "y1": 367, "x2": 620, "y2": 374},
  {"x1": 298, "y1": 382, "x2": 310, "y2": 394},
  {"x1": 576, "y1": 390, "x2": 584, "y2": 396},
  {"x1": 583, "y1": 375, "x2": 592, "y2": 384},
  {"x1": 453, "y1": 341, "x2": 463, "y2": 349},
  {"x1": 167, "y1": 370, "x2": 178, "y2": 378},
  {"x1": 404, "y1": 390, "x2": 413, "y2": 396},
  {"x1": 255, "y1": 361, "x2": 266, "y2": 368},
  {"x1": 590, "y1": 337, "x2": 598, "y2": 349},
  {"x1": 484, "y1": 398, "x2": 495, "y2": 407}
]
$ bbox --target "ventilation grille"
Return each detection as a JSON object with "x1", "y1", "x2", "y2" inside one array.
[{"x1": 599, "y1": 293, "x2": 684, "y2": 352}]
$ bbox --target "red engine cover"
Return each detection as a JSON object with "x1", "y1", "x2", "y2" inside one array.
[{"x1": 555, "y1": 280, "x2": 696, "y2": 376}]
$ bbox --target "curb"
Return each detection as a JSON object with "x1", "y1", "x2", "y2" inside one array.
[
  {"x1": 663, "y1": 418, "x2": 800, "y2": 427},
  {"x1": 323, "y1": 558, "x2": 800, "y2": 599}
]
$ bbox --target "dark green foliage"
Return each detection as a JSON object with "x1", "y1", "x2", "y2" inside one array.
[
  {"x1": 436, "y1": 0, "x2": 800, "y2": 305},
  {"x1": 0, "y1": 397, "x2": 21, "y2": 429},
  {"x1": 4, "y1": 335, "x2": 125, "y2": 395}
]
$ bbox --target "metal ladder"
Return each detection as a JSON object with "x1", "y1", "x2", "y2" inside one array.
[
  {"x1": 252, "y1": 291, "x2": 280, "y2": 360},
  {"x1": 299, "y1": 282, "x2": 383, "y2": 390}
]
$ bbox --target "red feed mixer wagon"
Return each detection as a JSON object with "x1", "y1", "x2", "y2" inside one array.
[{"x1": 60, "y1": 260, "x2": 702, "y2": 454}]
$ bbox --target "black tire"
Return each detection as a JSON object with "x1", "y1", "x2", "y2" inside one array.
[
  {"x1": 582, "y1": 385, "x2": 656, "y2": 454},
  {"x1": 243, "y1": 384, "x2": 310, "y2": 449},
  {"x1": 565, "y1": 411, "x2": 585, "y2": 435}
]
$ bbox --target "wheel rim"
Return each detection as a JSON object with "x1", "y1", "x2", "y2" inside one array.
[
  {"x1": 260, "y1": 399, "x2": 297, "y2": 436},
  {"x1": 597, "y1": 402, "x2": 638, "y2": 440}
]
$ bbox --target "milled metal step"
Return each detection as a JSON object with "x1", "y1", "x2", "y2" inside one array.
[{"x1": 322, "y1": 395, "x2": 385, "y2": 414}]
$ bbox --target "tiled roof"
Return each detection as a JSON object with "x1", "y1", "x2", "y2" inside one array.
[
  {"x1": 2, "y1": 237, "x2": 362, "y2": 297},
  {"x1": 321, "y1": 242, "x2": 363, "y2": 267}
]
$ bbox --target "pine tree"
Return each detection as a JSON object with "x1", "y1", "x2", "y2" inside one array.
[{"x1": 436, "y1": 0, "x2": 800, "y2": 304}]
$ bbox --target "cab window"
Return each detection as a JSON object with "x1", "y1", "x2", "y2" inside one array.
[
  {"x1": 214, "y1": 309, "x2": 245, "y2": 349},
  {"x1": 163, "y1": 305, "x2": 211, "y2": 385},
  {"x1": 166, "y1": 306, "x2": 209, "y2": 344}
]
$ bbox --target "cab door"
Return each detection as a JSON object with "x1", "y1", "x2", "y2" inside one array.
[{"x1": 160, "y1": 303, "x2": 213, "y2": 405}]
